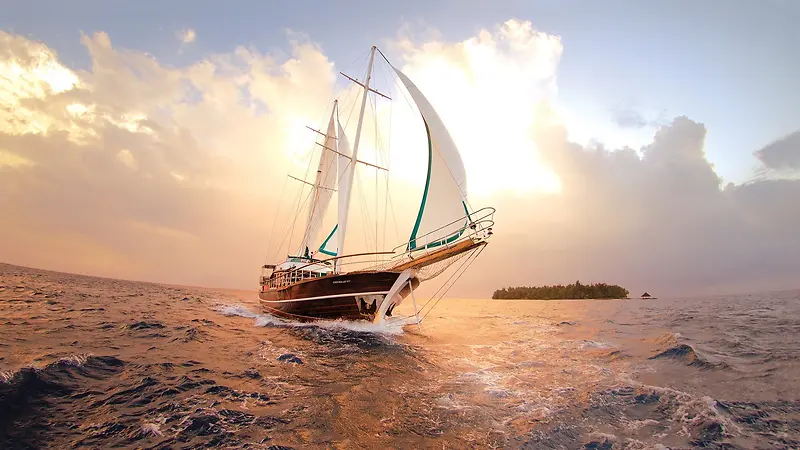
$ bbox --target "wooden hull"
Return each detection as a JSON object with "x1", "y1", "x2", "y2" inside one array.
[{"x1": 259, "y1": 271, "x2": 419, "y2": 322}]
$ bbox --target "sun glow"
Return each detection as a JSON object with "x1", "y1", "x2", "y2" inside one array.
[
  {"x1": 284, "y1": 115, "x2": 319, "y2": 170},
  {"x1": 391, "y1": 20, "x2": 565, "y2": 197}
]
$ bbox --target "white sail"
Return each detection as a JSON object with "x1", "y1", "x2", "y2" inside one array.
[
  {"x1": 298, "y1": 108, "x2": 337, "y2": 257},
  {"x1": 393, "y1": 67, "x2": 470, "y2": 251},
  {"x1": 332, "y1": 118, "x2": 356, "y2": 266},
  {"x1": 316, "y1": 115, "x2": 353, "y2": 257}
]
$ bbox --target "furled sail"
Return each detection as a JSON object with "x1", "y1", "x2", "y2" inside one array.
[
  {"x1": 392, "y1": 67, "x2": 470, "y2": 251},
  {"x1": 298, "y1": 109, "x2": 337, "y2": 257}
]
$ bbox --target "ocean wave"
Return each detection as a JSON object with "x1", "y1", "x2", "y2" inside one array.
[
  {"x1": 0, "y1": 353, "x2": 286, "y2": 448},
  {"x1": 648, "y1": 344, "x2": 731, "y2": 369},
  {"x1": 1, "y1": 354, "x2": 127, "y2": 446}
]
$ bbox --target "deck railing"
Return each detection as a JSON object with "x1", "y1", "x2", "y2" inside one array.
[
  {"x1": 389, "y1": 206, "x2": 495, "y2": 256},
  {"x1": 262, "y1": 269, "x2": 330, "y2": 290},
  {"x1": 261, "y1": 207, "x2": 495, "y2": 289}
]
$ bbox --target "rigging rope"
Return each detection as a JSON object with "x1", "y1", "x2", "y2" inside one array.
[
  {"x1": 419, "y1": 244, "x2": 486, "y2": 322},
  {"x1": 264, "y1": 174, "x2": 290, "y2": 264},
  {"x1": 279, "y1": 186, "x2": 313, "y2": 258},
  {"x1": 372, "y1": 87, "x2": 379, "y2": 259},
  {"x1": 380, "y1": 63, "x2": 394, "y2": 252},
  {"x1": 374, "y1": 57, "x2": 426, "y2": 249}
]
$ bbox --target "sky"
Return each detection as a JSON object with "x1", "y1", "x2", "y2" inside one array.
[{"x1": 1, "y1": 1, "x2": 799, "y2": 296}]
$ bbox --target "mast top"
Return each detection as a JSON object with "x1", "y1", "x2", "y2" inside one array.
[{"x1": 339, "y1": 47, "x2": 390, "y2": 100}]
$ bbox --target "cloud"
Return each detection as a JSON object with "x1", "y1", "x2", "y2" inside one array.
[
  {"x1": 176, "y1": 28, "x2": 197, "y2": 44},
  {"x1": 610, "y1": 108, "x2": 667, "y2": 130},
  {"x1": 1, "y1": 23, "x2": 799, "y2": 297},
  {"x1": 612, "y1": 108, "x2": 649, "y2": 129},
  {"x1": 754, "y1": 130, "x2": 800, "y2": 172},
  {"x1": 0, "y1": 30, "x2": 337, "y2": 287},
  {"x1": 456, "y1": 113, "x2": 800, "y2": 297}
]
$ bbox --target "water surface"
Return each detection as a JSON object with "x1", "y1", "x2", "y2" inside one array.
[{"x1": 1, "y1": 263, "x2": 798, "y2": 449}]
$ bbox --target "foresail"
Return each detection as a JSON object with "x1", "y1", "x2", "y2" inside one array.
[
  {"x1": 299, "y1": 110, "x2": 337, "y2": 256},
  {"x1": 393, "y1": 67, "x2": 470, "y2": 251}
]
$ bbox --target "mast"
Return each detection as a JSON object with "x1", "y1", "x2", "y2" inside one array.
[
  {"x1": 298, "y1": 101, "x2": 338, "y2": 257},
  {"x1": 335, "y1": 46, "x2": 376, "y2": 272}
]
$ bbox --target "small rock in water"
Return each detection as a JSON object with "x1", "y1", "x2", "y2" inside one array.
[{"x1": 277, "y1": 353, "x2": 303, "y2": 364}]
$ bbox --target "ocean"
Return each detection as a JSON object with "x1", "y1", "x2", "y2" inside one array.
[{"x1": 1, "y1": 263, "x2": 798, "y2": 449}]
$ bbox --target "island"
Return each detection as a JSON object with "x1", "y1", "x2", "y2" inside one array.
[{"x1": 492, "y1": 281, "x2": 629, "y2": 300}]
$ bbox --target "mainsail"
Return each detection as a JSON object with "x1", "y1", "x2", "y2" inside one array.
[
  {"x1": 392, "y1": 67, "x2": 470, "y2": 251},
  {"x1": 316, "y1": 116, "x2": 353, "y2": 257},
  {"x1": 298, "y1": 107, "x2": 337, "y2": 257}
]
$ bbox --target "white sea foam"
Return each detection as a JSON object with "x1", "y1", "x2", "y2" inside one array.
[
  {"x1": 217, "y1": 304, "x2": 261, "y2": 319},
  {"x1": 140, "y1": 422, "x2": 163, "y2": 437},
  {"x1": 588, "y1": 432, "x2": 617, "y2": 442},
  {"x1": 0, "y1": 353, "x2": 92, "y2": 383},
  {"x1": 618, "y1": 375, "x2": 743, "y2": 437},
  {"x1": 580, "y1": 340, "x2": 613, "y2": 349},
  {"x1": 215, "y1": 303, "x2": 413, "y2": 335},
  {"x1": 59, "y1": 354, "x2": 90, "y2": 366},
  {"x1": 0, "y1": 370, "x2": 14, "y2": 383}
]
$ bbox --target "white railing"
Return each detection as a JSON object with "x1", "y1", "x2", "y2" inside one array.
[
  {"x1": 262, "y1": 268, "x2": 331, "y2": 290},
  {"x1": 390, "y1": 206, "x2": 495, "y2": 256},
  {"x1": 260, "y1": 207, "x2": 495, "y2": 289}
]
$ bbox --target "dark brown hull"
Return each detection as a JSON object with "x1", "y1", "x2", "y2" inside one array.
[{"x1": 259, "y1": 271, "x2": 419, "y2": 322}]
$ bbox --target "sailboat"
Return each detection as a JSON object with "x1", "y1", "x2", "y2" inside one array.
[{"x1": 258, "y1": 46, "x2": 495, "y2": 324}]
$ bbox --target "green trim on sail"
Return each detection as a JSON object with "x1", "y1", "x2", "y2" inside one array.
[
  {"x1": 408, "y1": 117, "x2": 434, "y2": 251},
  {"x1": 318, "y1": 224, "x2": 338, "y2": 256},
  {"x1": 409, "y1": 201, "x2": 471, "y2": 251}
]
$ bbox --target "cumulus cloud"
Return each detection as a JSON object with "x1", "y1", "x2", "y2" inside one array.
[
  {"x1": 177, "y1": 28, "x2": 197, "y2": 44},
  {"x1": 455, "y1": 113, "x2": 800, "y2": 297},
  {"x1": 1, "y1": 22, "x2": 798, "y2": 296},
  {"x1": 754, "y1": 130, "x2": 800, "y2": 172},
  {"x1": 0, "y1": 30, "x2": 337, "y2": 286}
]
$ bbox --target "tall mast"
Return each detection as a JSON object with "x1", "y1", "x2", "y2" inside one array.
[
  {"x1": 335, "y1": 46, "x2": 376, "y2": 272},
  {"x1": 351, "y1": 46, "x2": 376, "y2": 168}
]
